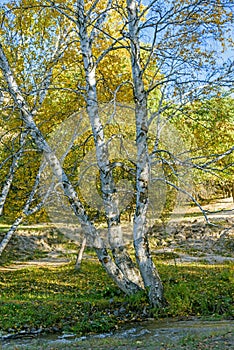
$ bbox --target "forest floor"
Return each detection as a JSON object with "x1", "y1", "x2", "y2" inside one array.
[{"x1": 0, "y1": 197, "x2": 233, "y2": 349}]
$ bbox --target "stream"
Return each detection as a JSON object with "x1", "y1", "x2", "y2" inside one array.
[{"x1": 1, "y1": 318, "x2": 234, "y2": 349}]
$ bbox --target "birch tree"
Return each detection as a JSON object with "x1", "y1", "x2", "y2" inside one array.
[{"x1": 0, "y1": 0, "x2": 233, "y2": 307}]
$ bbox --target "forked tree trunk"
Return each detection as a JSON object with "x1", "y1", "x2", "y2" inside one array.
[{"x1": 76, "y1": 2, "x2": 143, "y2": 288}]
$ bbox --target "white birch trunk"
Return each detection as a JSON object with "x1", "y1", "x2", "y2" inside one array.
[
  {"x1": 0, "y1": 162, "x2": 47, "y2": 256},
  {"x1": 0, "y1": 43, "x2": 141, "y2": 295},
  {"x1": 76, "y1": 1, "x2": 143, "y2": 288},
  {"x1": 0, "y1": 216, "x2": 24, "y2": 256},
  {"x1": 127, "y1": 0, "x2": 164, "y2": 307},
  {"x1": 75, "y1": 237, "x2": 86, "y2": 270},
  {"x1": 0, "y1": 131, "x2": 26, "y2": 216},
  {"x1": 0, "y1": 155, "x2": 19, "y2": 216}
]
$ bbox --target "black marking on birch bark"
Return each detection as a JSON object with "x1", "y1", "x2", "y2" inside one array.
[
  {"x1": 139, "y1": 191, "x2": 147, "y2": 204},
  {"x1": 62, "y1": 181, "x2": 69, "y2": 190},
  {"x1": 108, "y1": 215, "x2": 120, "y2": 225},
  {"x1": 102, "y1": 257, "x2": 109, "y2": 264},
  {"x1": 127, "y1": 6, "x2": 134, "y2": 15},
  {"x1": 143, "y1": 235, "x2": 151, "y2": 258},
  {"x1": 139, "y1": 178, "x2": 148, "y2": 188},
  {"x1": 141, "y1": 123, "x2": 148, "y2": 133},
  {"x1": 136, "y1": 131, "x2": 145, "y2": 140},
  {"x1": 68, "y1": 200, "x2": 86, "y2": 219},
  {"x1": 112, "y1": 246, "x2": 124, "y2": 255}
]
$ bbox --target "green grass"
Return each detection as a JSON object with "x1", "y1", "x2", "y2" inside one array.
[
  {"x1": 0, "y1": 257, "x2": 233, "y2": 336},
  {"x1": 158, "y1": 262, "x2": 234, "y2": 318},
  {"x1": 0, "y1": 261, "x2": 120, "y2": 334}
]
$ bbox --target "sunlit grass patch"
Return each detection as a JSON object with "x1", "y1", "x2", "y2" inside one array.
[{"x1": 156, "y1": 261, "x2": 234, "y2": 318}]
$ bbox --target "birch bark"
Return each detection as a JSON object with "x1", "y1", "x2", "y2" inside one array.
[
  {"x1": 0, "y1": 216, "x2": 24, "y2": 256},
  {"x1": 76, "y1": 0, "x2": 143, "y2": 288},
  {"x1": 0, "y1": 43, "x2": 141, "y2": 295},
  {"x1": 127, "y1": 0, "x2": 165, "y2": 307},
  {"x1": 0, "y1": 162, "x2": 46, "y2": 255},
  {"x1": 75, "y1": 237, "x2": 86, "y2": 270},
  {"x1": 0, "y1": 131, "x2": 27, "y2": 216},
  {"x1": 0, "y1": 152, "x2": 20, "y2": 216}
]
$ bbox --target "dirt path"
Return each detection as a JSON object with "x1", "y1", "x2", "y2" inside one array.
[
  {"x1": 0, "y1": 258, "x2": 71, "y2": 272},
  {"x1": 187, "y1": 197, "x2": 234, "y2": 213}
]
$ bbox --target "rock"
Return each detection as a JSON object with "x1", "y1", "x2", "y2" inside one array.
[{"x1": 119, "y1": 307, "x2": 126, "y2": 314}]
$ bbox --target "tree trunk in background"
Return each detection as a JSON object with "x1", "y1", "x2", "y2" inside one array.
[{"x1": 75, "y1": 237, "x2": 86, "y2": 270}]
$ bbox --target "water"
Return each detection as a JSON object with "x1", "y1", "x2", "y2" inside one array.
[{"x1": 1, "y1": 319, "x2": 234, "y2": 349}]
